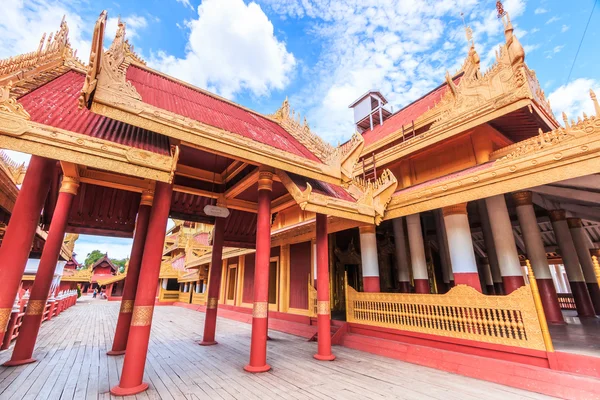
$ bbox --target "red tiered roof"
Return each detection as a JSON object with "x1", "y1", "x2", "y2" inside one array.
[
  {"x1": 19, "y1": 70, "x2": 171, "y2": 155},
  {"x1": 125, "y1": 66, "x2": 321, "y2": 162},
  {"x1": 361, "y1": 77, "x2": 461, "y2": 148},
  {"x1": 289, "y1": 173, "x2": 355, "y2": 202}
]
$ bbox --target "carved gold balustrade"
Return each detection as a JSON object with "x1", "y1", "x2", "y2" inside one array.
[
  {"x1": 191, "y1": 291, "x2": 206, "y2": 305},
  {"x1": 345, "y1": 264, "x2": 553, "y2": 352},
  {"x1": 158, "y1": 288, "x2": 179, "y2": 302}
]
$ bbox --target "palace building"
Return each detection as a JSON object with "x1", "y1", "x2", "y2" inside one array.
[{"x1": 0, "y1": 3, "x2": 599, "y2": 398}]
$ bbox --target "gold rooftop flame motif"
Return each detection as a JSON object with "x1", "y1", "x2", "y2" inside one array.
[
  {"x1": 270, "y1": 97, "x2": 366, "y2": 184},
  {"x1": 0, "y1": 150, "x2": 26, "y2": 185},
  {"x1": 0, "y1": 16, "x2": 85, "y2": 87}
]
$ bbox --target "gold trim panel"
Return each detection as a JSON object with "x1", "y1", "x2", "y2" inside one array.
[
  {"x1": 317, "y1": 301, "x2": 330, "y2": 316},
  {"x1": 131, "y1": 305, "x2": 154, "y2": 327},
  {"x1": 25, "y1": 300, "x2": 46, "y2": 316},
  {"x1": 120, "y1": 300, "x2": 134, "y2": 314},
  {"x1": 206, "y1": 297, "x2": 218, "y2": 309},
  {"x1": 252, "y1": 302, "x2": 268, "y2": 318},
  {"x1": 0, "y1": 308, "x2": 11, "y2": 332}
]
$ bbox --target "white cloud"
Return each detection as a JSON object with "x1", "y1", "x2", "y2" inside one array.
[
  {"x1": 0, "y1": 0, "x2": 90, "y2": 62},
  {"x1": 259, "y1": 0, "x2": 529, "y2": 144},
  {"x1": 74, "y1": 236, "x2": 133, "y2": 261},
  {"x1": 548, "y1": 78, "x2": 600, "y2": 122},
  {"x1": 150, "y1": 0, "x2": 295, "y2": 99},
  {"x1": 175, "y1": 0, "x2": 194, "y2": 10},
  {"x1": 545, "y1": 45, "x2": 564, "y2": 59},
  {"x1": 530, "y1": 27, "x2": 540, "y2": 34},
  {"x1": 535, "y1": 8, "x2": 548, "y2": 14},
  {"x1": 105, "y1": 15, "x2": 149, "y2": 40},
  {"x1": 561, "y1": 25, "x2": 570, "y2": 33},
  {"x1": 546, "y1": 16, "x2": 560, "y2": 24}
]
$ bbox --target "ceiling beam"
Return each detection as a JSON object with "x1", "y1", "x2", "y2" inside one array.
[
  {"x1": 530, "y1": 184, "x2": 600, "y2": 205},
  {"x1": 225, "y1": 168, "x2": 259, "y2": 199},
  {"x1": 223, "y1": 160, "x2": 248, "y2": 183},
  {"x1": 551, "y1": 174, "x2": 600, "y2": 191},
  {"x1": 271, "y1": 194, "x2": 296, "y2": 214},
  {"x1": 77, "y1": 167, "x2": 153, "y2": 193},
  {"x1": 176, "y1": 164, "x2": 224, "y2": 184}
]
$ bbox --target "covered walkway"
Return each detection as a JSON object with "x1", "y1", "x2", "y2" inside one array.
[{"x1": 0, "y1": 299, "x2": 551, "y2": 400}]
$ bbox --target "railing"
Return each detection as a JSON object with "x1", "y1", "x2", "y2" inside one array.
[
  {"x1": 557, "y1": 294, "x2": 576, "y2": 310},
  {"x1": 1, "y1": 312, "x2": 24, "y2": 350},
  {"x1": 191, "y1": 291, "x2": 206, "y2": 305},
  {"x1": 308, "y1": 280, "x2": 317, "y2": 318},
  {"x1": 345, "y1": 265, "x2": 552, "y2": 352},
  {"x1": 158, "y1": 289, "x2": 179, "y2": 302},
  {"x1": 178, "y1": 291, "x2": 192, "y2": 303}
]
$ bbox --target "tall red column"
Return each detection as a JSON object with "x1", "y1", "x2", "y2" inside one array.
[
  {"x1": 314, "y1": 214, "x2": 335, "y2": 361},
  {"x1": 111, "y1": 182, "x2": 173, "y2": 396},
  {"x1": 0, "y1": 156, "x2": 53, "y2": 340},
  {"x1": 107, "y1": 190, "x2": 153, "y2": 355},
  {"x1": 4, "y1": 175, "x2": 79, "y2": 366},
  {"x1": 244, "y1": 168, "x2": 273, "y2": 373},
  {"x1": 200, "y1": 215, "x2": 225, "y2": 345}
]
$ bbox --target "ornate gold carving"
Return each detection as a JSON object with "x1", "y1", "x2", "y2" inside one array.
[
  {"x1": 345, "y1": 278, "x2": 547, "y2": 351},
  {"x1": 442, "y1": 203, "x2": 467, "y2": 217},
  {"x1": 317, "y1": 301, "x2": 330, "y2": 316},
  {"x1": 347, "y1": 169, "x2": 398, "y2": 224},
  {"x1": 0, "y1": 108, "x2": 174, "y2": 182},
  {"x1": 252, "y1": 301, "x2": 268, "y2": 318},
  {"x1": 61, "y1": 267, "x2": 92, "y2": 282},
  {"x1": 590, "y1": 89, "x2": 600, "y2": 117},
  {"x1": 269, "y1": 97, "x2": 334, "y2": 161},
  {"x1": 548, "y1": 210, "x2": 566, "y2": 222},
  {"x1": 0, "y1": 150, "x2": 26, "y2": 185},
  {"x1": 0, "y1": 83, "x2": 30, "y2": 119},
  {"x1": 512, "y1": 191, "x2": 532, "y2": 206},
  {"x1": 59, "y1": 175, "x2": 80, "y2": 195},
  {"x1": 257, "y1": 170, "x2": 274, "y2": 191},
  {"x1": 269, "y1": 98, "x2": 364, "y2": 182},
  {"x1": 80, "y1": 11, "x2": 107, "y2": 108},
  {"x1": 567, "y1": 218, "x2": 582, "y2": 229},
  {"x1": 131, "y1": 305, "x2": 154, "y2": 326},
  {"x1": 0, "y1": 16, "x2": 85, "y2": 88},
  {"x1": 140, "y1": 189, "x2": 154, "y2": 206},
  {"x1": 207, "y1": 297, "x2": 218, "y2": 309},
  {"x1": 120, "y1": 300, "x2": 134, "y2": 314},
  {"x1": 0, "y1": 308, "x2": 12, "y2": 332},
  {"x1": 26, "y1": 300, "x2": 46, "y2": 316}
]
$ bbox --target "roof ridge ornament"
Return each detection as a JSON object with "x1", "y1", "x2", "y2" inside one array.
[
  {"x1": 0, "y1": 82, "x2": 30, "y2": 120},
  {"x1": 269, "y1": 98, "x2": 364, "y2": 184},
  {"x1": 0, "y1": 16, "x2": 85, "y2": 86},
  {"x1": 79, "y1": 11, "x2": 141, "y2": 109}
]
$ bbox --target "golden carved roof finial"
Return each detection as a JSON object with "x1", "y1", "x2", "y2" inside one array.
[
  {"x1": 496, "y1": 1, "x2": 507, "y2": 19},
  {"x1": 562, "y1": 112, "x2": 570, "y2": 128},
  {"x1": 0, "y1": 150, "x2": 27, "y2": 184},
  {"x1": 460, "y1": 12, "x2": 474, "y2": 46},
  {"x1": 591, "y1": 89, "x2": 600, "y2": 117},
  {"x1": 0, "y1": 82, "x2": 30, "y2": 119}
]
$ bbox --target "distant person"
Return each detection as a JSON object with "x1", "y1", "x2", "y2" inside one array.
[{"x1": 93, "y1": 288, "x2": 97, "y2": 298}]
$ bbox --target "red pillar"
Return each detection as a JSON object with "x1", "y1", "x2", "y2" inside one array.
[
  {"x1": 4, "y1": 176, "x2": 78, "y2": 366},
  {"x1": 111, "y1": 182, "x2": 173, "y2": 396},
  {"x1": 314, "y1": 214, "x2": 335, "y2": 361},
  {"x1": 244, "y1": 169, "x2": 273, "y2": 373},
  {"x1": 0, "y1": 156, "x2": 54, "y2": 340},
  {"x1": 107, "y1": 191, "x2": 153, "y2": 355},
  {"x1": 200, "y1": 215, "x2": 225, "y2": 345}
]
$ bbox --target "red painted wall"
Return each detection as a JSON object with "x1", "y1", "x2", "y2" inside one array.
[
  {"x1": 289, "y1": 241, "x2": 311, "y2": 310},
  {"x1": 242, "y1": 254, "x2": 255, "y2": 304},
  {"x1": 94, "y1": 265, "x2": 113, "y2": 275}
]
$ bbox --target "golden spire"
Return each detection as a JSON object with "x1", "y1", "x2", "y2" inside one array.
[
  {"x1": 460, "y1": 13, "x2": 474, "y2": 46},
  {"x1": 496, "y1": 1, "x2": 507, "y2": 19},
  {"x1": 591, "y1": 89, "x2": 600, "y2": 116}
]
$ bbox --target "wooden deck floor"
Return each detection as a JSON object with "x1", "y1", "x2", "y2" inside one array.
[{"x1": 0, "y1": 298, "x2": 553, "y2": 400}]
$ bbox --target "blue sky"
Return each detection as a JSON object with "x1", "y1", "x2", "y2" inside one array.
[{"x1": 1, "y1": 0, "x2": 599, "y2": 260}]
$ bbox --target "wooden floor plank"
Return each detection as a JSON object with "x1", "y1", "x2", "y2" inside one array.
[{"x1": 0, "y1": 297, "x2": 554, "y2": 399}]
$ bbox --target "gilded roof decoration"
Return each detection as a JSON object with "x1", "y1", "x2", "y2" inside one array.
[
  {"x1": 0, "y1": 150, "x2": 26, "y2": 185},
  {"x1": 0, "y1": 16, "x2": 85, "y2": 88}
]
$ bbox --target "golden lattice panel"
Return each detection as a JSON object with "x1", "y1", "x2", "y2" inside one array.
[{"x1": 345, "y1": 284, "x2": 546, "y2": 351}]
